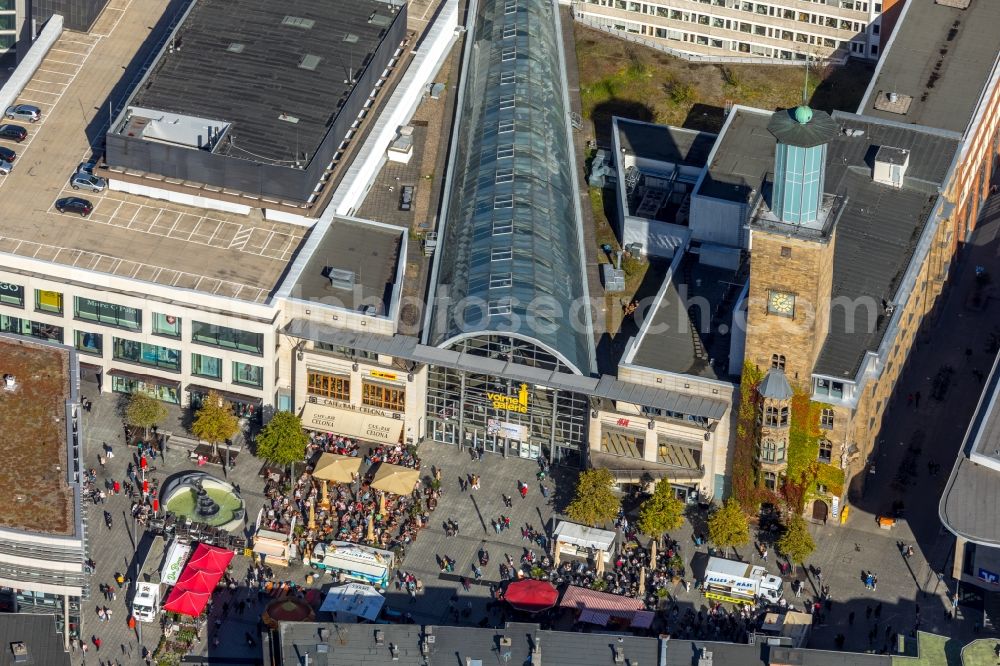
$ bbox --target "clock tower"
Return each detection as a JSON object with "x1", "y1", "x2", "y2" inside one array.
[{"x1": 743, "y1": 106, "x2": 840, "y2": 385}]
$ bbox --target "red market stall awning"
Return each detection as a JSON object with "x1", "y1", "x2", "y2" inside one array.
[
  {"x1": 504, "y1": 579, "x2": 559, "y2": 613},
  {"x1": 163, "y1": 588, "x2": 212, "y2": 617},
  {"x1": 559, "y1": 585, "x2": 645, "y2": 622},
  {"x1": 187, "y1": 544, "x2": 234, "y2": 574},
  {"x1": 174, "y1": 567, "x2": 219, "y2": 595}
]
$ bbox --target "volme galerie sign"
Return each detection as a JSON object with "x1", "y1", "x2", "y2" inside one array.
[{"x1": 486, "y1": 383, "x2": 530, "y2": 414}]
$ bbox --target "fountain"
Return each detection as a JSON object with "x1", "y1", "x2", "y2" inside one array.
[
  {"x1": 161, "y1": 471, "x2": 244, "y2": 531},
  {"x1": 194, "y1": 479, "x2": 221, "y2": 519}
]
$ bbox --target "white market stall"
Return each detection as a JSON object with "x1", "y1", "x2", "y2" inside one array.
[
  {"x1": 319, "y1": 582, "x2": 386, "y2": 621},
  {"x1": 553, "y1": 521, "x2": 617, "y2": 575}
]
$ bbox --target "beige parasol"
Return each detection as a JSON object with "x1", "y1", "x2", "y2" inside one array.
[
  {"x1": 312, "y1": 453, "x2": 363, "y2": 484},
  {"x1": 378, "y1": 491, "x2": 386, "y2": 515},
  {"x1": 370, "y1": 463, "x2": 421, "y2": 496},
  {"x1": 366, "y1": 514, "x2": 375, "y2": 543},
  {"x1": 638, "y1": 565, "x2": 646, "y2": 596},
  {"x1": 650, "y1": 536, "x2": 657, "y2": 566}
]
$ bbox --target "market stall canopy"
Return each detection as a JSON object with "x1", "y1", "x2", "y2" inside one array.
[
  {"x1": 553, "y1": 521, "x2": 616, "y2": 551},
  {"x1": 504, "y1": 579, "x2": 559, "y2": 613},
  {"x1": 319, "y1": 582, "x2": 386, "y2": 621},
  {"x1": 369, "y1": 462, "x2": 420, "y2": 496},
  {"x1": 301, "y1": 402, "x2": 403, "y2": 443},
  {"x1": 163, "y1": 589, "x2": 211, "y2": 617},
  {"x1": 262, "y1": 597, "x2": 315, "y2": 629},
  {"x1": 560, "y1": 585, "x2": 644, "y2": 622},
  {"x1": 312, "y1": 452, "x2": 363, "y2": 483},
  {"x1": 187, "y1": 544, "x2": 234, "y2": 574},
  {"x1": 174, "y1": 567, "x2": 219, "y2": 595}
]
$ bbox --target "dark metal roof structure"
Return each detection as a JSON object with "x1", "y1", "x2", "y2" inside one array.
[
  {"x1": 766, "y1": 107, "x2": 839, "y2": 148},
  {"x1": 617, "y1": 118, "x2": 717, "y2": 167},
  {"x1": 0, "y1": 614, "x2": 71, "y2": 666},
  {"x1": 425, "y1": 0, "x2": 595, "y2": 375},
  {"x1": 130, "y1": 0, "x2": 403, "y2": 164},
  {"x1": 758, "y1": 369, "x2": 793, "y2": 400},
  {"x1": 860, "y1": 0, "x2": 1000, "y2": 135}
]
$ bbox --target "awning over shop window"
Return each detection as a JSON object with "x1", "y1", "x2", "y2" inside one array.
[
  {"x1": 301, "y1": 403, "x2": 403, "y2": 443},
  {"x1": 107, "y1": 368, "x2": 180, "y2": 389}
]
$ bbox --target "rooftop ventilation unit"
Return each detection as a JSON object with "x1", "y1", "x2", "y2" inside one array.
[
  {"x1": 3, "y1": 374, "x2": 16, "y2": 391},
  {"x1": 299, "y1": 54, "x2": 322, "y2": 71},
  {"x1": 282, "y1": 16, "x2": 315, "y2": 29},
  {"x1": 697, "y1": 648, "x2": 713, "y2": 666},
  {"x1": 227, "y1": 43, "x2": 244, "y2": 53},
  {"x1": 10, "y1": 642, "x2": 27, "y2": 664},
  {"x1": 343, "y1": 33, "x2": 359, "y2": 43},
  {"x1": 873, "y1": 146, "x2": 909, "y2": 188},
  {"x1": 324, "y1": 267, "x2": 356, "y2": 290}
]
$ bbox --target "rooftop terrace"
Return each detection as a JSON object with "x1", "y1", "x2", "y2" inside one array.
[{"x1": 0, "y1": 336, "x2": 75, "y2": 536}]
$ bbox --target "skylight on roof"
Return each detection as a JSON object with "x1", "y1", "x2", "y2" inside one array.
[
  {"x1": 282, "y1": 16, "x2": 315, "y2": 29},
  {"x1": 343, "y1": 33, "x2": 359, "y2": 43},
  {"x1": 226, "y1": 43, "x2": 244, "y2": 53},
  {"x1": 299, "y1": 54, "x2": 322, "y2": 71}
]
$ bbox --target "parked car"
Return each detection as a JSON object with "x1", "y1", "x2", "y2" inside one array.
[
  {"x1": 5, "y1": 104, "x2": 40, "y2": 123},
  {"x1": 0, "y1": 147, "x2": 15, "y2": 163},
  {"x1": 399, "y1": 185, "x2": 414, "y2": 211},
  {"x1": 0, "y1": 159, "x2": 11, "y2": 176},
  {"x1": 55, "y1": 197, "x2": 93, "y2": 217},
  {"x1": 0, "y1": 125, "x2": 27, "y2": 143},
  {"x1": 70, "y1": 172, "x2": 106, "y2": 192}
]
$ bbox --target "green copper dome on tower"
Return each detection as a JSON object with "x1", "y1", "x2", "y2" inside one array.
[{"x1": 794, "y1": 105, "x2": 813, "y2": 124}]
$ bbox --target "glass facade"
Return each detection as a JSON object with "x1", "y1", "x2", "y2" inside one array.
[
  {"x1": 427, "y1": 0, "x2": 594, "y2": 375},
  {"x1": 75, "y1": 330, "x2": 103, "y2": 356},
  {"x1": 74, "y1": 297, "x2": 141, "y2": 330},
  {"x1": 111, "y1": 375, "x2": 179, "y2": 404},
  {"x1": 0, "y1": 281, "x2": 23, "y2": 307},
  {"x1": 772, "y1": 143, "x2": 826, "y2": 224},
  {"x1": 34, "y1": 289, "x2": 63, "y2": 314},
  {"x1": 308, "y1": 371, "x2": 350, "y2": 401},
  {"x1": 0, "y1": 315, "x2": 63, "y2": 342},
  {"x1": 192, "y1": 321, "x2": 263, "y2": 355},
  {"x1": 425, "y1": 336, "x2": 587, "y2": 465},
  {"x1": 152, "y1": 313, "x2": 181, "y2": 338},
  {"x1": 191, "y1": 353, "x2": 222, "y2": 379},
  {"x1": 232, "y1": 361, "x2": 263, "y2": 388},
  {"x1": 112, "y1": 338, "x2": 180, "y2": 371}
]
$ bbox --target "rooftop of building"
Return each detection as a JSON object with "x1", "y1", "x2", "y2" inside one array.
[
  {"x1": 705, "y1": 107, "x2": 960, "y2": 378},
  {"x1": 624, "y1": 248, "x2": 747, "y2": 380},
  {"x1": 0, "y1": 614, "x2": 70, "y2": 666},
  {"x1": 425, "y1": 0, "x2": 596, "y2": 375},
  {"x1": 860, "y1": 0, "x2": 1000, "y2": 134},
  {"x1": 127, "y1": 0, "x2": 404, "y2": 164},
  {"x1": 617, "y1": 117, "x2": 716, "y2": 169},
  {"x1": 273, "y1": 621, "x2": 899, "y2": 665},
  {"x1": 0, "y1": 336, "x2": 76, "y2": 536},
  {"x1": 288, "y1": 217, "x2": 404, "y2": 315},
  {"x1": 695, "y1": 108, "x2": 776, "y2": 204},
  {"x1": 940, "y1": 349, "x2": 1000, "y2": 546}
]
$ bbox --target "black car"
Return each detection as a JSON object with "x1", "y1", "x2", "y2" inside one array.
[
  {"x1": 0, "y1": 124, "x2": 26, "y2": 143},
  {"x1": 55, "y1": 197, "x2": 93, "y2": 217},
  {"x1": 0, "y1": 147, "x2": 15, "y2": 162}
]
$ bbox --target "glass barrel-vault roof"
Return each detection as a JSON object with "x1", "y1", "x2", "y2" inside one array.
[{"x1": 425, "y1": 0, "x2": 595, "y2": 375}]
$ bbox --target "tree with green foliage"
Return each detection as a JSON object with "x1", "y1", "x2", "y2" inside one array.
[
  {"x1": 566, "y1": 469, "x2": 620, "y2": 527},
  {"x1": 638, "y1": 481, "x2": 686, "y2": 537},
  {"x1": 708, "y1": 497, "x2": 751, "y2": 557},
  {"x1": 191, "y1": 390, "x2": 240, "y2": 457},
  {"x1": 255, "y1": 411, "x2": 309, "y2": 470},
  {"x1": 125, "y1": 391, "x2": 167, "y2": 439},
  {"x1": 776, "y1": 514, "x2": 816, "y2": 564}
]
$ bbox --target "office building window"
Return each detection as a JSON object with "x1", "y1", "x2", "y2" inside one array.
[
  {"x1": 0, "y1": 281, "x2": 24, "y2": 307},
  {"x1": 112, "y1": 338, "x2": 180, "y2": 371},
  {"x1": 191, "y1": 354, "x2": 222, "y2": 380},
  {"x1": 818, "y1": 439, "x2": 833, "y2": 463},
  {"x1": 308, "y1": 372, "x2": 351, "y2": 400},
  {"x1": 74, "y1": 297, "x2": 141, "y2": 330},
  {"x1": 232, "y1": 361, "x2": 263, "y2": 388},
  {"x1": 0, "y1": 315, "x2": 62, "y2": 342},
  {"x1": 191, "y1": 321, "x2": 263, "y2": 355},
  {"x1": 820, "y1": 408, "x2": 834, "y2": 429},
  {"x1": 771, "y1": 354, "x2": 786, "y2": 370},
  {"x1": 764, "y1": 405, "x2": 789, "y2": 427},
  {"x1": 35, "y1": 290, "x2": 63, "y2": 315},
  {"x1": 75, "y1": 331, "x2": 103, "y2": 356},
  {"x1": 152, "y1": 313, "x2": 181, "y2": 338},
  {"x1": 362, "y1": 382, "x2": 405, "y2": 411},
  {"x1": 764, "y1": 471, "x2": 777, "y2": 490}
]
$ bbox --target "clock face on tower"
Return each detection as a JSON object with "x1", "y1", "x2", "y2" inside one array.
[{"x1": 768, "y1": 290, "x2": 795, "y2": 317}]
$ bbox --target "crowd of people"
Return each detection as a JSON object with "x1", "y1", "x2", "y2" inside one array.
[{"x1": 260, "y1": 436, "x2": 431, "y2": 560}]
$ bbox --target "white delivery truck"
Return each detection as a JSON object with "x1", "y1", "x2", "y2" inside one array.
[
  {"x1": 702, "y1": 556, "x2": 783, "y2": 605},
  {"x1": 132, "y1": 536, "x2": 190, "y2": 622}
]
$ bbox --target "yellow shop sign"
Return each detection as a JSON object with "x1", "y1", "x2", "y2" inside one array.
[
  {"x1": 370, "y1": 369, "x2": 398, "y2": 381},
  {"x1": 486, "y1": 383, "x2": 529, "y2": 414}
]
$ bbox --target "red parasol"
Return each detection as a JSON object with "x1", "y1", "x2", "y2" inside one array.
[
  {"x1": 163, "y1": 588, "x2": 211, "y2": 617},
  {"x1": 174, "y1": 567, "x2": 219, "y2": 594},
  {"x1": 504, "y1": 579, "x2": 559, "y2": 613},
  {"x1": 187, "y1": 543, "x2": 234, "y2": 574}
]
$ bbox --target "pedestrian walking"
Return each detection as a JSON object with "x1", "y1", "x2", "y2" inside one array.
[
  {"x1": 519, "y1": 482, "x2": 528, "y2": 499},
  {"x1": 98, "y1": 454, "x2": 106, "y2": 467},
  {"x1": 492, "y1": 520, "x2": 501, "y2": 535},
  {"x1": 93, "y1": 637, "x2": 102, "y2": 651},
  {"x1": 503, "y1": 494, "x2": 512, "y2": 508},
  {"x1": 471, "y1": 474, "x2": 480, "y2": 490},
  {"x1": 115, "y1": 573, "x2": 124, "y2": 589},
  {"x1": 503, "y1": 516, "x2": 510, "y2": 530}
]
